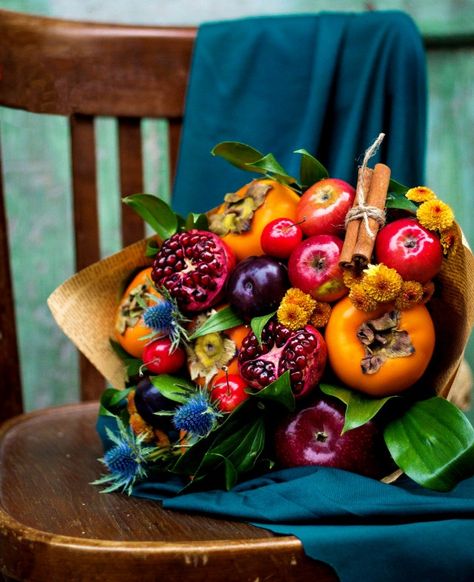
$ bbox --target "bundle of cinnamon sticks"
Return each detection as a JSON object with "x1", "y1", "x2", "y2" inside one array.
[{"x1": 339, "y1": 162, "x2": 391, "y2": 272}]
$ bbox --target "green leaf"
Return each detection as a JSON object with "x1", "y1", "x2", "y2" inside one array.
[
  {"x1": 250, "y1": 311, "x2": 276, "y2": 346},
  {"x1": 123, "y1": 194, "x2": 178, "y2": 240},
  {"x1": 189, "y1": 306, "x2": 244, "y2": 339},
  {"x1": 144, "y1": 238, "x2": 161, "y2": 257},
  {"x1": 211, "y1": 141, "x2": 264, "y2": 172},
  {"x1": 384, "y1": 397, "x2": 474, "y2": 491},
  {"x1": 386, "y1": 191, "x2": 418, "y2": 213},
  {"x1": 320, "y1": 383, "x2": 397, "y2": 433},
  {"x1": 109, "y1": 340, "x2": 142, "y2": 381},
  {"x1": 254, "y1": 371, "x2": 295, "y2": 412},
  {"x1": 185, "y1": 212, "x2": 209, "y2": 231},
  {"x1": 246, "y1": 153, "x2": 297, "y2": 185},
  {"x1": 150, "y1": 374, "x2": 196, "y2": 404},
  {"x1": 294, "y1": 148, "x2": 329, "y2": 188},
  {"x1": 388, "y1": 178, "x2": 408, "y2": 195},
  {"x1": 98, "y1": 387, "x2": 129, "y2": 417}
]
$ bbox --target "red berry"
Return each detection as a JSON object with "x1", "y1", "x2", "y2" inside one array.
[
  {"x1": 142, "y1": 338, "x2": 186, "y2": 375},
  {"x1": 260, "y1": 218, "x2": 303, "y2": 259},
  {"x1": 210, "y1": 374, "x2": 249, "y2": 412}
]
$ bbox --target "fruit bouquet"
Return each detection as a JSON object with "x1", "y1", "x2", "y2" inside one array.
[{"x1": 48, "y1": 135, "x2": 474, "y2": 496}]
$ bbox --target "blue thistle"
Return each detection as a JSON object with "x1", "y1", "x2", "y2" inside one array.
[
  {"x1": 142, "y1": 290, "x2": 189, "y2": 350},
  {"x1": 92, "y1": 419, "x2": 155, "y2": 495},
  {"x1": 173, "y1": 392, "x2": 219, "y2": 437}
]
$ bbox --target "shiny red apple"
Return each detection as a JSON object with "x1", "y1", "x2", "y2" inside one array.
[
  {"x1": 296, "y1": 178, "x2": 356, "y2": 237},
  {"x1": 210, "y1": 373, "x2": 249, "y2": 412},
  {"x1": 260, "y1": 218, "x2": 304, "y2": 258},
  {"x1": 288, "y1": 235, "x2": 347, "y2": 302},
  {"x1": 375, "y1": 217, "x2": 443, "y2": 282},
  {"x1": 274, "y1": 395, "x2": 393, "y2": 478}
]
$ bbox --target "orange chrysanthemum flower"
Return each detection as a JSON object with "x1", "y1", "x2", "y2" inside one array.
[
  {"x1": 348, "y1": 283, "x2": 379, "y2": 312},
  {"x1": 282, "y1": 287, "x2": 317, "y2": 315},
  {"x1": 361, "y1": 264, "x2": 403, "y2": 303},
  {"x1": 395, "y1": 280, "x2": 424, "y2": 310},
  {"x1": 342, "y1": 269, "x2": 364, "y2": 289},
  {"x1": 310, "y1": 301, "x2": 332, "y2": 327},
  {"x1": 417, "y1": 199, "x2": 454, "y2": 231},
  {"x1": 277, "y1": 302, "x2": 309, "y2": 330},
  {"x1": 406, "y1": 186, "x2": 436, "y2": 203}
]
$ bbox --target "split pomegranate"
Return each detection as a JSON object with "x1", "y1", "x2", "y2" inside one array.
[
  {"x1": 151, "y1": 230, "x2": 236, "y2": 313},
  {"x1": 238, "y1": 319, "x2": 327, "y2": 399}
]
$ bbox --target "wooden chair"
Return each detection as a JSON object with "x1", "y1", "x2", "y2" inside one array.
[{"x1": 0, "y1": 10, "x2": 337, "y2": 581}]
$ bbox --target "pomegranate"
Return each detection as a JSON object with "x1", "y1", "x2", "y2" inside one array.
[
  {"x1": 151, "y1": 230, "x2": 235, "y2": 313},
  {"x1": 238, "y1": 319, "x2": 327, "y2": 399}
]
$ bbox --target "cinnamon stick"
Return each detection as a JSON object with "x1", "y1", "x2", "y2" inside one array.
[
  {"x1": 339, "y1": 166, "x2": 373, "y2": 269},
  {"x1": 353, "y1": 163, "x2": 391, "y2": 270}
]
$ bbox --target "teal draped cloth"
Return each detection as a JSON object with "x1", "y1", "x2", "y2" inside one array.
[
  {"x1": 172, "y1": 11, "x2": 427, "y2": 215},
  {"x1": 132, "y1": 468, "x2": 474, "y2": 582}
]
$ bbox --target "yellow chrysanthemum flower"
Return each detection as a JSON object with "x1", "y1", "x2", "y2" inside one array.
[
  {"x1": 348, "y1": 283, "x2": 379, "y2": 312},
  {"x1": 342, "y1": 269, "x2": 364, "y2": 289},
  {"x1": 361, "y1": 263, "x2": 403, "y2": 303},
  {"x1": 394, "y1": 280, "x2": 424, "y2": 311},
  {"x1": 310, "y1": 301, "x2": 332, "y2": 327},
  {"x1": 406, "y1": 186, "x2": 436, "y2": 203},
  {"x1": 277, "y1": 302, "x2": 309, "y2": 330},
  {"x1": 417, "y1": 199, "x2": 454, "y2": 232},
  {"x1": 282, "y1": 287, "x2": 316, "y2": 316}
]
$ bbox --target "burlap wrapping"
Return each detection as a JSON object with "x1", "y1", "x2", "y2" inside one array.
[{"x1": 48, "y1": 227, "x2": 474, "y2": 402}]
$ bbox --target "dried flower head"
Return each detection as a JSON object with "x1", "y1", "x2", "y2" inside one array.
[
  {"x1": 394, "y1": 280, "x2": 424, "y2": 310},
  {"x1": 348, "y1": 283, "x2": 379, "y2": 312},
  {"x1": 440, "y1": 225, "x2": 460, "y2": 256},
  {"x1": 361, "y1": 264, "x2": 403, "y2": 303},
  {"x1": 187, "y1": 330, "x2": 236, "y2": 385},
  {"x1": 310, "y1": 301, "x2": 332, "y2": 327},
  {"x1": 417, "y1": 199, "x2": 454, "y2": 232},
  {"x1": 129, "y1": 412, "x2": 155, "y2": 443},
  {"x1": 422, "y1": 280, "x2": 436, "y2": 304},
  {"x1": 406, "y1": 186, "x2": 436, "y2": 203}
]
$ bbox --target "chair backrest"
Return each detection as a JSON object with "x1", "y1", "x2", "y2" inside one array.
[{"x1": 0, "y1": 9, "x2": 196, "y2": 420}]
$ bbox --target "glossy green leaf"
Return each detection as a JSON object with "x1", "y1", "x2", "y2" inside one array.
[
  {"x1": 254, "y1": 371, "x2": 295, "y2": 412},
  {"x1": 185, "y1": 212, "x2": 209, "y2": 231},
  {"x1": 144, "y1": 237, "x2": 161, "y2": 257},
  {"x1": 386, "y1": 191, "x2": 418, "y2": 213},
  {"x1": 320, "y1": 383, "x2": 397, "y2": 433},
  {"x1": 250, "y1": 311, "x2": 276, "y2": 346},
  {"x1": 246, "y1": 153, "x2": 297, "y2": 185},
  {"x1": 150, "y1": 374, "x2": 196, "y2": 404},
  {"x1": 211, "y1": 141, "x2": 264, "y2": 172},
  {"x1": 189, "y1": 305, "x2": 244, "y2": 339},
  {"x1": 295, "y1": 148, "x2": 329, "y2": 188},
  {"x1": 388, "y1": 178, "x2": 408, "y2": 195},
  {"x1": 98, "y1": 387, "x2": 129, "y2": 417},
  {"x1": 123, "y1": 194, "x2": 178, "y2": 240},
  {"x1": 384, "y1": 397, "x2": 474, "y2": 491}
]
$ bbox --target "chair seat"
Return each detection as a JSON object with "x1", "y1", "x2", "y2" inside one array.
[{"x1": 0, "y1": 402, "x2": 337, "y2": 581}]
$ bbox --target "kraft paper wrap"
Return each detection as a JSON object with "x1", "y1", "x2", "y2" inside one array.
[{"x1": 48, "y1": 227, "x2": 474, "y2": 403}]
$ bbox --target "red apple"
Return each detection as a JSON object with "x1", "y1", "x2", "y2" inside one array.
[
  {"x1": 274, "y1": 395, "x2": 393, "y2": 478},
  {"x1": 375, "y1": 217, "x2": 443, "y2": 282},
  {"x1": 260, "y1": 218, "x2": 303, "y2": 258},
  {"x1": 210, "y1": 373, "x2": 249, "y2": 412},
  {"x1": 296, "y1": 178, "x2": 356, "y2": 237},
  {"x1": 288, "y1": 235, "x2": 347, "y2": 302}
]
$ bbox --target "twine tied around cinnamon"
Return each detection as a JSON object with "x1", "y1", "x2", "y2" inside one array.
[
  {"x1": 339, "y1": 133, "x2": 391, "y2": 271},
  {"x1": 344, "y1": 133, "x2": 386, "y2": 238}
]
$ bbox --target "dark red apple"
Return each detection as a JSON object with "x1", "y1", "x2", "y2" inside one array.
[
  {"x1": 296, "y1": 178, "x2": 356, "y2": 237},
  {"x1": 375, "y1": 217, "x2": 443, "y2": 282},
  {"x1": 226, "y1": 255, "x2": 289, "y2": 321},
  {"x1": 274, "y1": 395, "x2": 392, "y2": 478},
  {"x1": 288, "y1": 235, "x2": 347, "y2": 302}
]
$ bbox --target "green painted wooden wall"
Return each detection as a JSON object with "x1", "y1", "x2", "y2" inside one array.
[{"x1": 1, "y1": 0, "x2": 473, "y2": 418}]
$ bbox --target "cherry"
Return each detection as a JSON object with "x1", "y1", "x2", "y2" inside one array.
[
  {"x1": 260, "y1": 218, "x2": 304, "y2": 259},
  {"x1": 142, "y1": 338, "x2": 186, "y2": 375},
  {"x1": 210, "y1": 373, "x2": 249, "y2": 413}
]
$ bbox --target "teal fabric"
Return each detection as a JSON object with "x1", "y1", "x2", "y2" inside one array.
[
  {"x1": 172, "y1": 11, "x2": 427, "y2": 215},
  {"x1": 133, "y1": 468, "x2": 474, "y2": 582}
]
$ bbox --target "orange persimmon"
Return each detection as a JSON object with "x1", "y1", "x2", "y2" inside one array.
[{"x1": 325, "y1": 297, "x2": 435, "y2": 396}]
